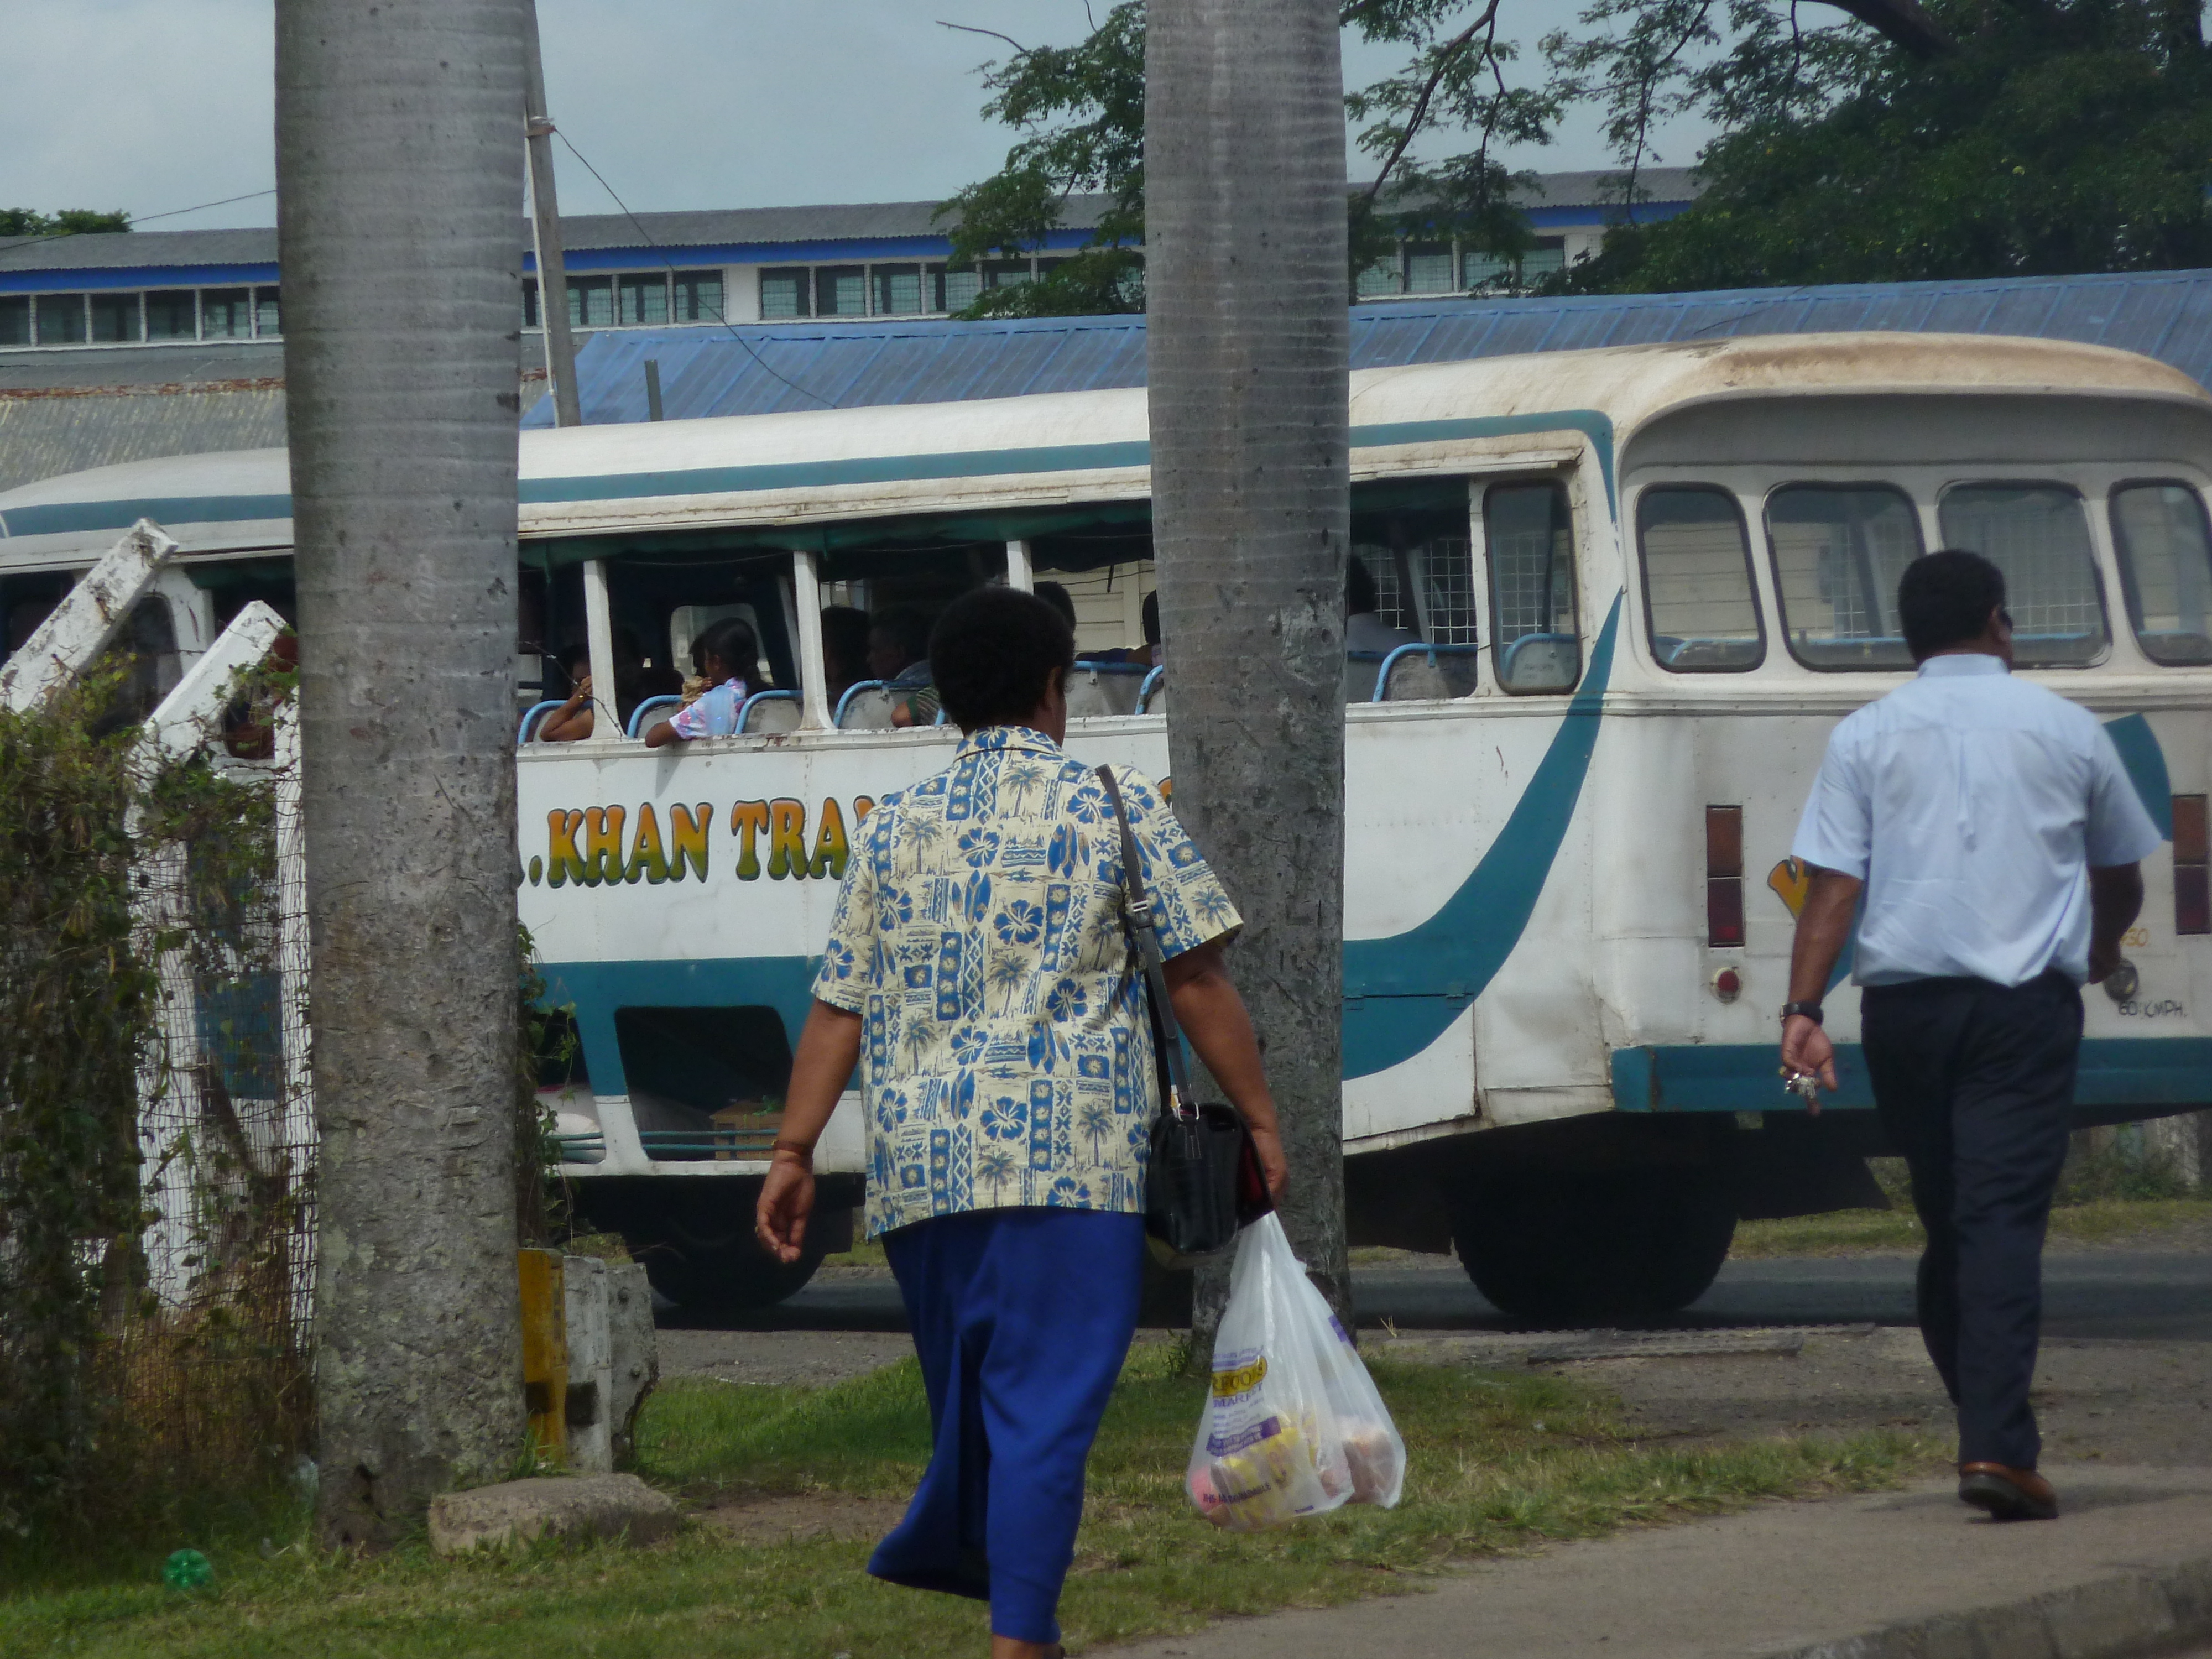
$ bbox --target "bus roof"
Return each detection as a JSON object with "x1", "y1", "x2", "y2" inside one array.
[{"x1": 1, "y1": 331, "x2": 2203, "y2": 564}]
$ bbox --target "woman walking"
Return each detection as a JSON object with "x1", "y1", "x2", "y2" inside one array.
[{"x1": 757, "y1": 587, "x2": 1288, "y2": 1658}]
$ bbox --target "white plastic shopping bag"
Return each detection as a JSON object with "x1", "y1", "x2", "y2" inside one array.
[{"x1": 1185, "y1": 1213, "x2": 1407, "y2": 1530}]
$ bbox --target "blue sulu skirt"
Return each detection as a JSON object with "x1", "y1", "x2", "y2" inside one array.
[{"x1": 869, "y1": 1207, "x2": 1146, "y2": 1646}]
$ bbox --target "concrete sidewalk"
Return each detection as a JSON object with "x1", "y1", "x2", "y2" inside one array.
[{"x1": 1103, "y1": 1465, "x2": 2212, "y2": 1659}]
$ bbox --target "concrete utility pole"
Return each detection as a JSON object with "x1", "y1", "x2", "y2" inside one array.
[
  {"x1": 276, "y1": 0, "x2": 530, "y2": 1545},
  {"x1": 1145, "y1": 0, "x2": 1354, "y2": 1337},
  {"x1": 521, "y1": 0, "x2": 581, "y2": 430}
]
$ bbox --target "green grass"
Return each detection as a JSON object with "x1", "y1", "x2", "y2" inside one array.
[
  {"x1": 0, "y1": 1347, "x2": 1929, "y2": 1658},
  {"x1": 1733, "y1": 1193, "x2": 2212, "y2": 1258}
]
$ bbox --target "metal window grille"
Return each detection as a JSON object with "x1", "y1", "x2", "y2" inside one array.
[
  {"x1": 90, "y1": 291, "x2": 142, "y2": 343},
  {"x1": 566, "y1": 276, "x2": 614, "y2": 328},
  {"x1": 618, "y1": 273, "x2": 669, "y2": 326},
  {"x1": 1939, "y1": 485, "x2": 2108, "y2": 663},
  {"x1": 1354, "y1": 254, "x2": 1403, "y2": 299},
  {"x1": 200, "y1": 288, "x2": 252, "y2": 339},
  {"x1": 759, "y1": 269, "x2": 808, "y2": 319},
  {"x1": 0, "y1": 295, "x2": 28, "y2": 346},
  {"x1": 672, "y1": 270, "x2": 724, "y2": 322},
  {"x1": 1406, "y1": 247, "x2": 1455, "y2": 294},
  {"x1": 873, "y1": 265, "x2": 924, "y2": 315},
  {"x1": 815, "y1": 267, "x2": 867, "y2": 316},
  {"x1": 253, "y1": 286, "x2": 281, "y2": 338},
  {"x1": 145, "y1": 289, "x2": 197, "y2": 341},
  {"x1": 35, "y1": 293, "x2": 87, "y2": 345}
]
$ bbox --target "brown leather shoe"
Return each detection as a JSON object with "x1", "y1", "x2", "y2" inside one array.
[{"x1": 1958, "y1": 1462, "x2": 2058, "y2": 1521}]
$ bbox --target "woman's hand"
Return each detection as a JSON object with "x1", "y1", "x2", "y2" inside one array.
[
  {"x1": 755, "y1": 1156, "x2": 815, "y2": 1264},
  {"x1": 1246, "y1": 1122, "x2": 1290, "y2": 1203}
]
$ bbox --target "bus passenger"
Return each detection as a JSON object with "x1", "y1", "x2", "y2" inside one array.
[
  {"x1": 643, "y1": 617, "x2": 758, "y2": 747},
  {"x1": 821, "y1": 604, "x2": 872, "y2": 711},
  {"x1": 1346, "y1": 559, "x2": 1419, "y2": 654},
  {"x1": 873, "y1": 607, "x2": 941, "y2": 727},
  {"x1": 536, "y1": 643, "x2": 599, "y2": 742},
  {"x1": 755, "y1": 587, "x2": 1288, "y2": 1657},
  {"x1": 540, "y1": 629, "x2": 665, "y2": 742}
]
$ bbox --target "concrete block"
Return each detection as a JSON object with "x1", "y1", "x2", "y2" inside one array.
[
  {"x1": 564, "y1": 1255, "x2": 613, "y2": 1473},
  {"x1": 606, "y1": 1261, "x2": 658, "y2": 1465},
  {"x1": 2042, "y1": 1573, "x2": 2175, "y2": 1659},
  {"x1": 2162, "y1": 1557, "x2": 2212, "y2": 1630},
  {"x1": 427, "y1": 1473, "x2": 678, "y2": 1556}
]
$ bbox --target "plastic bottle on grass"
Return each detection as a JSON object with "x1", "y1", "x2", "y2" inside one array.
[
  {"x1": 163, "y1": 1548, "x2": 213, "y2": 1591},
  {"x1": 1185, "y1": 1213, "x2": 1407, "y2": 1530}
]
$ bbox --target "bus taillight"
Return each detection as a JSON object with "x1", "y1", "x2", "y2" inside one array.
[
  {"x1": 2175, "y1": 795, "x2": 2208, "y2": 936},
  {"x1": 1706, "y1": 805, "x2": 1744, "y2": 947}
]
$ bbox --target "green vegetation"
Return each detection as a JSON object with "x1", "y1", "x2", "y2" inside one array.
[
  {"x1": 1734, "y1": 1152, "x2": 2211, "y2": 1257},
  {"x1": 0, "y1": 1345, "x2": 1926, "y2": 1657},
  {"x1": 942, "y1": 0, "x2": 2212, "y2": 312},
  {"x1": 0, "y1": 208, "x2": 131, "y2": 238}
]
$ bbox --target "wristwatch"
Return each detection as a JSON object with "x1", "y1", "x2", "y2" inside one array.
[{"x1": 1780, "y1": 1001, "x2": 1824, "y2": 1025}]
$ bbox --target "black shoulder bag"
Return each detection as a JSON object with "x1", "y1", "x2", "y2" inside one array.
[{"x1": 1096, "y1": 765, "x2": 1270, "y2": 1262}]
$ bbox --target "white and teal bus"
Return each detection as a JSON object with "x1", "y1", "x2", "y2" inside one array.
[{"x1": 6, "y1": 330, "x2": 2208, "y2": 1320}]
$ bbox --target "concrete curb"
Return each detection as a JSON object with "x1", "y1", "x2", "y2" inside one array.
[{"x1": 1775, "y1": 1556, "x2": 2212, "y2": 1659}]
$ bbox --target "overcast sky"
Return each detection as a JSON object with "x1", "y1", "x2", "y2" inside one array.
[{"x1": 4, "y1": 1, "x2": 1715, "y2": 231}]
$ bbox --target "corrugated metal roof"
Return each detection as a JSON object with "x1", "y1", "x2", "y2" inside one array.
[
  {"x1": 0, "y1": 170, "x2": 1702, "y2": 277},
  {"x1": 526, "y1": 267, "x2": 2212, "y2": 427},
  {"x1": 0, "y1": 340, "x2": 283, "y2": 391},
  {"x1": 0, "y1": 387, "x2": 287, "y2": 494}
]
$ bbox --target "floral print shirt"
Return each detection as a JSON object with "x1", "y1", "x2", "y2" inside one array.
[{"x1": 812, "y1": 726, "x2": 1241, "y2": 1237}]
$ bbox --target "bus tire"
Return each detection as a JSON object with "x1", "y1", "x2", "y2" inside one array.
[
  {"x1": 1449, "y1": 1170, "x2": 1735, "y2": 1324},
  {"x1": 635, "y1": 1206, "x2": 836, "y2": 1312}
]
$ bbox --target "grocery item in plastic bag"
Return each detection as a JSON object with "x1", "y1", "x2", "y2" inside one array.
[{"x1": 1185, "y1": 1213, "x2": 1407, "y2": 1530}]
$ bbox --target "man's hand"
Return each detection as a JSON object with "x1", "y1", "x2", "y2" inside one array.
[
  {"x1": 2087, "y1": 863, "x2": 2143, "y2": 984},
  {"x1": 754, "y1": 1157, "x2": 815, "y2": 1264},
  {"x1": 1781, "y1": 1013, "x2": 1838, "y2": 1100},
  {"x1": 1245, "y1": 1123, "x2": 1290, "y2": 1203}
]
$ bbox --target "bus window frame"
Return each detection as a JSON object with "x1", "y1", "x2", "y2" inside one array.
[
  {"x1": 1634, "y1": 482, "x2": 1767, "y2": 675},
  {"x1": 1936, "y1": 478, "x2": 2111, "y2": 671},
  {"x1": 1480, "y1": 475, "x2": 1582, "y2": 696},
  {"x1": 1761, "y1": 481, "x2": 1924, "y2": 674},
  {"x1": 2106, "y1": 477, "x2": 2212, "y2": 669}
]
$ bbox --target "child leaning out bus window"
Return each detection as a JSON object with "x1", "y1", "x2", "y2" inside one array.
[{"x1": 644, "y1": 617, "x2": 758, "y2": 747}]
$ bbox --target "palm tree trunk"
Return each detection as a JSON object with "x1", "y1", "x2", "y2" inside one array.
[
  {"x1": 1146, "y1": 0, "x2": 1352, "y2": 1337},
  {"x1": 276, "y1": 0, "x2": 529, "y2": 1545}
]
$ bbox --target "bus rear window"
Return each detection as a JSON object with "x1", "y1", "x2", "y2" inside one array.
[
  {"x1": 1937, "y1": 484, "x2": 2107, "y2": 667},
  {"x1": 1766, "y1": 484, "x2": 1919, "y2": 671},
  {"x1": 1485, "y1": 481, "x2": 1578, "y2": 692},
  {"x1": 2110, "y1": 483, "x2": 2212, "y2": 666},
  {"x1": 1637, "y1": 486, "x2": 1763, "y2": 672}
]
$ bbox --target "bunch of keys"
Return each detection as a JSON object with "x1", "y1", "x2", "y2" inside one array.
[{"x1": 1780, "y1": 1066, "x2": 1824, "y2": 1108}]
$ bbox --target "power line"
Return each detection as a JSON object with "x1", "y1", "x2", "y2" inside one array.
[{"x1": 549, "y1": 130, "x2": 835, "y2": 411}]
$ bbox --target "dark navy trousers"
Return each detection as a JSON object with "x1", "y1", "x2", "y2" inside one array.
[
  {"x1": 870, "y1": 1207, "x2": 1144, "y2": 1646},
  {"x1": 1861, "y1": 971, "x2": 2083, "y2": 1469}
]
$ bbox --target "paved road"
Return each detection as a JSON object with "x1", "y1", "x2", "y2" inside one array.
[{"x1": 658, "y1": 1249, "x2": 2212, "y2": 1342}]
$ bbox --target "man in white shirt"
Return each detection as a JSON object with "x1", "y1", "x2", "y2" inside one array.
[{"x1": 1781, "y1": 549, "x2": 2162, "y2": 1524}]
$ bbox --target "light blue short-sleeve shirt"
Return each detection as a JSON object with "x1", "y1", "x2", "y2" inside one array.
[{"x1": 1792, "y1": 654, "x2": 2164, "y2": 988}]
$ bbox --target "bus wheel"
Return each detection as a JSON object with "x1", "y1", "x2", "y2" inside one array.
[
  {"x1": 1448, "y1": 1170, "x2": 1736, "y2": 1324},
  {"x1": 635, "y1": 1206, "x2": 836, "y2": 1312}
]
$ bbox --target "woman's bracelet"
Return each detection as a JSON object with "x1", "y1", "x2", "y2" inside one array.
[{"x1": 770, "y1": 1139, "x2": 815, "y2": 1167}]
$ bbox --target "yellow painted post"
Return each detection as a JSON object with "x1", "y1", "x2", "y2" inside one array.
[{"x1": 517, "y1": 1248, "x2": 567, "y2": 1466}]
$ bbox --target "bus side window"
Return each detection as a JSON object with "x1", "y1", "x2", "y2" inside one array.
[
  {"x1": 2110, "y1": 483, "x2": 2212, "y2": 666},
  {"x1": 1637, "y1": 486, "x2": 1764, "y2": 672},
  {"x1": 1765, "y1": 484, "x2": 1921, "y2": 671},
  {"x1": 1938, "y1": 483, "x2": 2107, "y2": 668},
  {"x1": 1485, "y1": 481, "x2": 1579, "y2": 693}
]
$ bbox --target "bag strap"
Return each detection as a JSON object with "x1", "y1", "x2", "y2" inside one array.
[{"x1": 1097, "y1": 765, "x2": 1195, "y2": 1117}]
